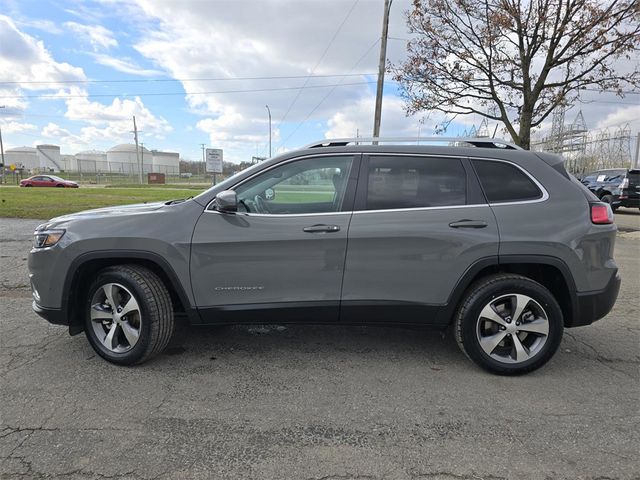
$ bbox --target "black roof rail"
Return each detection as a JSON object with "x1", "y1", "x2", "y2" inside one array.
[{"x1": 304, "y1": 137, "x2": 523, "y2": 150}]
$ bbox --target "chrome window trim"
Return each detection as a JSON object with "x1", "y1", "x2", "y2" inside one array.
[
  {"x1": 203, "y1": 152, "x2": 549, "y2": 217},
  {"x1": 208, "y1": 210, "x2": 353, "y2": 218},
  {"x1": 352, "y1": 203, "x2": 487, "y2": 215},
  {"x1": 465, "y1": 155, "x2": 549, "y2": 206}
]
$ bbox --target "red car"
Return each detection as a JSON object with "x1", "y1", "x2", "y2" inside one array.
[{"x1": 20, "y1": 175, "x2": 79, "y2": 188}]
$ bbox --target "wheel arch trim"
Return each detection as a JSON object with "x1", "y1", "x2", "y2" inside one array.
[
  {"x1": 63, "y1": 250, "x2": 197, "y2": 334},
  {"x1": 438, "y1": 255, "x2": 577, "y2": 325}
]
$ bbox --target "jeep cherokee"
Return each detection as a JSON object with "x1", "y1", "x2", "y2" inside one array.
[{"x1": 28, "y1": 138, "x2": 621, "y2": 374}]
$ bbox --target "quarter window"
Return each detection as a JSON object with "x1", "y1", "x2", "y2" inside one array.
[
  {"x1": 365, "y1": 156, "x2": 467, "y2": 210},
  {"x1": 234, "y1": 156, "x2": 353, "y2": 214},
  {"x1": 472, "y1": 160, "x2": 542, "y2": 203}
]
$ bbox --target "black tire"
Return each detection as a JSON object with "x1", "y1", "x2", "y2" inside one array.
[
  {"x1": 56, "y1": 184, "x2": 65, "y2": 188},
  {"x1": 454, "y1": 274, "x2": 563, "y2": 375},
  {"x1": 84, "y1": 264, "x2": 174, "y2": 365},
  {"x1": 601, "y1": 194, "x2": 617, "y2": 212},
  {"x1": 24, "y1": 184, "x2": 33, "y2": 187}
]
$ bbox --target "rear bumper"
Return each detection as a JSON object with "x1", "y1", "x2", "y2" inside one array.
[
  {"x1": 571, "y1": 273, "x2": 621, "y2": 327},
  {"x1": 32, "y1": 301, "x2": 68, "y2": 326},
  {"x1": 615, "y1": 198, "x2": 640, "y2": 208}
]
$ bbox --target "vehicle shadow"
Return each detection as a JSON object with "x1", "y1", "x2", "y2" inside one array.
[{"x1": 161, "y1": 321, "x2": 463, "y2": 367}]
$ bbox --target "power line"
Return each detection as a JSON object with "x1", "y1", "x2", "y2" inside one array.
[
  {"x1": 0, "y1": 72, "x2": 378, "y2": 86},
  {"x1": 275, "y1": 0, "x2": 360, "y2": 130},
  {"x1": 278, "y1": 39, "x2": 381, "y2": 149},
  {"x1": 0, "y1": 81, "x2": 377, "y2": 100}
]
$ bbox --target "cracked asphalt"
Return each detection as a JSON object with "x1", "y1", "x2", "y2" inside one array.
[{"x1": 1, "y1": 212, "x2": 639, "y2": 480}]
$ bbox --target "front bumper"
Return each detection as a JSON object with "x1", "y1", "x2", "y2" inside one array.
[
  {"x1": 32, "y1": 301, "x2": 68, "y2": 325},
  {"x1": 571, "y1": 273, "x2": 621, "y2": 327}
]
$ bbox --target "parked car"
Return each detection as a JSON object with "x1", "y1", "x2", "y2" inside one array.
[
  {"x1": 580, "y1": 168, "x2": 640, "y2": 211},
  {"x1": 20, "y1": 175, "x2": 79, "y2": 188},
  {"x1": 28, "y1": 138, "x2": 620, "y2": 374}
]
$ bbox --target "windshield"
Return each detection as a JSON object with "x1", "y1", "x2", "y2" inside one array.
[{"x1": 48, "y1": 175, "x2": 65, "y2": 181}]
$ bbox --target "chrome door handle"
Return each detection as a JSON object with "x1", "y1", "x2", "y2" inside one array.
[
  {"x1": 448, "y1": 220, "x2": 488, "y2": 229},
  {"x1": 303, "y1": 224, "x2": 341, "y2": 233}
]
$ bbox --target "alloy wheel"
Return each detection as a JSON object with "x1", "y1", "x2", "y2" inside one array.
[
  {"x1": 90, "y1": 283, "x2": 142, "y2": 353},
  {"x1": 476, "y1": 293, "x2": 549, "y2": 364}
]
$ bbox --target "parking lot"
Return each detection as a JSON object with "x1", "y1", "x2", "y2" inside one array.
[{"x1": 1, "y1": 211, "x2": 638, "y2": 480}]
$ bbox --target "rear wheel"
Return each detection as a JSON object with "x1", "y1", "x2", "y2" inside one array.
[
  {"x1": 601, "y1": 194, "x2": 618, "y2": 212},
  {"x1": 455, "y1": 274, "x2": 563, "y2": 375},
  {"x1": 84, "y1": 265, "x2": 174, "y2": 365}
]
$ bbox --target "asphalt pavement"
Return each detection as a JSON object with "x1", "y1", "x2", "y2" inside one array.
[{"x1": 0, "y1": 214, "x2": 638, "y2": 480}]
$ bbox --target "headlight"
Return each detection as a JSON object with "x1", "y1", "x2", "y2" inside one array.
[{"x1": 33, "y1": 229, "x2": 65, "y2": 248}]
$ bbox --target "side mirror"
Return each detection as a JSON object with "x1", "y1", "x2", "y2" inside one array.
[{"x1": 212, "y1": 190, "x2": 238, "y2": 213}]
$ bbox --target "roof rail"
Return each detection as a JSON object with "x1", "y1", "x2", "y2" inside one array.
[{"x1": 304, "y1": 137, "x2": 523, "y2": 150}]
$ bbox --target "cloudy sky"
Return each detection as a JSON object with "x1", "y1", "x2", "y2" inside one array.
[{"x1": 0, "y1": 0, "x2": 638, "y2": 163}]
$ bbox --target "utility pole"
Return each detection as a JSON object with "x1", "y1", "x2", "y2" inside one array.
[
  {"x1": 634, "y1": 132, "x2": 640, "y2": 169},
  {"x1": 372, "y1": 0, "x2": 392, "y2": 143},
  {"x1": 0, "y1": 126, "x2": 4, "y2": 169},
  {"x1": 0, "y1": 105, "x2": 5, "y2": 169},
  {"x1": 132, "y1": 116, "x2": 142, "y2": 184},
  {"x1": 265, "y1": 105, "x2": 272, "y2": 157}
]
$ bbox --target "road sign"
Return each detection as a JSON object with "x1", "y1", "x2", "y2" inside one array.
[
  {"x1": 9, "y1": 164, "x2": 16, "y2": 171},
  {"x1": 206, "y1": 148, "x2": 223, "y2": 174}
]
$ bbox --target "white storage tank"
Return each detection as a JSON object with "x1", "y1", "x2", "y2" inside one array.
[
  {"x1": 36, "y1": 144, "x2": 62, "y2": 172},
  {"x1": 76, "y1": 150, "x2": 108, "y2": 173},
  {"x1": 107, "y1": 144, "x2": 151, "y2": 174},
  {"x1": 151, "y1": 150, "x2": 180, "y2": 175},
  {"x1": 4, "y1": 146, "x2": 38, "y2": 171},
  {"x1": 61, "y1": 154, "x2": 77, "y2": 172}
]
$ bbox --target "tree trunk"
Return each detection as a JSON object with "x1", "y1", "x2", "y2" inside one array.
[{"x1": 518, "y1": 109, "x2": 533, "y2": 150}]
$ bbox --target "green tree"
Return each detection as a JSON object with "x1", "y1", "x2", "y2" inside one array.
[{"x1": 393, "y1": 0, "x2": 640, "y2": 149}]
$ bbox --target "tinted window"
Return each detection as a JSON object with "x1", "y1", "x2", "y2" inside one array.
[
  {"x1": 366, "y1": 156, "x2": 466, "y2": 210},
  {"x1": 234, "y1": 156, "x2": 352, "y2": 214},
  {"x1": 473, "y1": 160, "x2": 542, "y2": 203}
]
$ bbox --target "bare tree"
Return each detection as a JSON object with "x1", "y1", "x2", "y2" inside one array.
[{"x1": 393, "y1": 0, "x2": 640, "y2": 149}]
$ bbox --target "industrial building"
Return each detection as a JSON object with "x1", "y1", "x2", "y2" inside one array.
[
  {"x1": 4, "y1": 145, "x2": 63, "y2": 171},
  {"x1": 4, "y1": 143, "x2": 180, "y2": 176}
]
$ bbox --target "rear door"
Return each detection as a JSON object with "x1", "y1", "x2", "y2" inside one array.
[{"x1": 340, "y1": 153, "x2": 499, "y2": 324}]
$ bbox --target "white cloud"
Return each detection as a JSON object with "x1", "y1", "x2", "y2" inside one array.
[
  {"x1": 594, "y1": 104, "x2": 640, "y2": 130},
  {"x1": 64, "y1": 22, "x2": 117, "y2": 50},
  {"x1": 0, "y1": 15, "x2": 86, "y2": 88},
  {"x1": 51, "y1": 87, "x2": 173, "y2": 147},
  {"x1": 0, "y1": 120, "x2": 37, "y2": 134},
  {"x1": 326, "y1": 95, "x2": 436, "y2": 139},
  {"x1": 17, "y1": 19, "x2": 63, "y2": 35},
  {"x1": 91, "y1": 54, "x2": 164, "y2": 77},
  {"x1": 128, "y1": 0, "x2": 414, "y2": 160}
]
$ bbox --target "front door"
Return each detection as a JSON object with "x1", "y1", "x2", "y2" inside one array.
[
  {"x1": 341, "y1": 154, "x2": 499, "y2": 324},
  {"x1": 191, "y1": 154, "x2": 359, "y2": 323}
]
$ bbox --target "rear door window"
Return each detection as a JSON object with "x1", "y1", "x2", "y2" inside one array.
[
  {"x1": 365, "y1": 156, "x2": 467, "y2": 210},
  {"x1": 472, "y1": 160, "x2": 542, "y2": 203}
]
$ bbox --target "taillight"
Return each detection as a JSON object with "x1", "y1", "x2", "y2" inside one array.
[
  {"x1": 619, "y1": 178, "x2": 629, "y2": 189},
  {"x1": 590, "y1": 202, "x2": 614, "y2": 224}
]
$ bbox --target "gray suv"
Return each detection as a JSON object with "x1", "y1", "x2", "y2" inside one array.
[{"x1": 29, "y1": 138, "x2": 621, "y2": 374}]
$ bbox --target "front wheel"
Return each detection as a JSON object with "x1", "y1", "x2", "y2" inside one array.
[
  {"x1": 84, "y1": 265, "x2": 174, "y2": 365},
  {"x1": 454, "y1": 274, "x2": 563, "y2": 375}
]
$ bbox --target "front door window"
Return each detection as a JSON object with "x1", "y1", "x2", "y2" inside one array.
[{"x1": 234, "y1": 156, "x2": 353, "y2": 215}]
